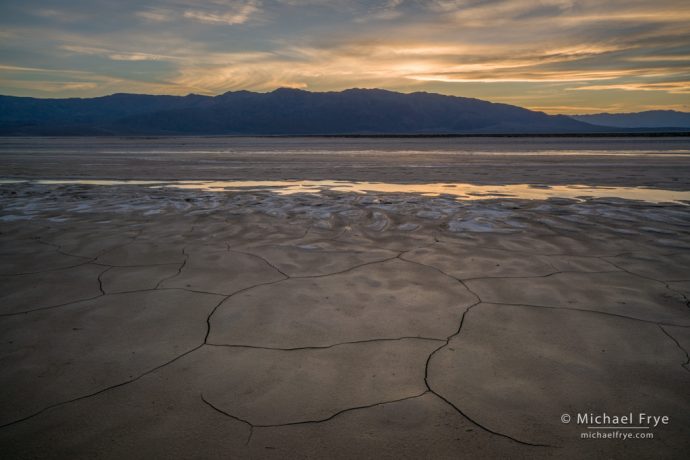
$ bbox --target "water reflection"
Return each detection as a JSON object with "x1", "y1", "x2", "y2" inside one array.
[
  {"x1": 157, "y1": 180, "x2": 690, "y2": 204},
  {"x1": 1, "y1": 179, "x2": 689, "y2": 204}
]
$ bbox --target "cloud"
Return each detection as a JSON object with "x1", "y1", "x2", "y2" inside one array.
[
  {"x1": 32, "y1": 8, "x2": 88, "y2": 22},
  {"x1": 136, "y1": 1, "x2": 262, "y2": 26},
  {"x1": 60, "y1": 45, "x2": 174, "y2": 61},
  {"x1": 625, "y1": 54, "x2": 690, "y2": 63},
  {"x1": 570, "y1": 81, "x2": 690, "y2": 94},
  {"x1": 0, "y1": 80, "x2": 100, "y2": 91},
  {"x1": 183, "y1": 1, "x2": 261, "y2": 25},
  {"x1": 136, "y1": 9, "x2": 176, "y2": 23},
  {"x1": 1, "y1": 0, "x2": 689, "y2": 112},
  {"x1": 355, "y1": 0, "x2": 405, "y2": 22}
]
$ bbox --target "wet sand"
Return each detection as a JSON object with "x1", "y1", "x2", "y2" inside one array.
[{"x1": 1, "y1": 138, "x2": 689, "y2": 459}]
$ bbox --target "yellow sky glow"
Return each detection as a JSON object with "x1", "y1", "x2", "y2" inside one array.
[{"x1": 0, "y1": 0, "x2": 688, "y2": 113}]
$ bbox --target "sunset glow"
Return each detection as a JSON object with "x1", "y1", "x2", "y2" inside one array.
[{"x1": 1, "y1": 0, "x2": 689, "y2": 113}]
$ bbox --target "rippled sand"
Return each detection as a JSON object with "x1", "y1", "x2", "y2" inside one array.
[{"x1": 1, "y1": 178, "x2": 689, "y2": 459}]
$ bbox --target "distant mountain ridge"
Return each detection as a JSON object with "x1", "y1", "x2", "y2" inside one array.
[
  {"x1": 571, "y1": 110, "x2": 690, "y2": 129},
  {"x1": 0, "y1": 88, "x2": 683, "y2": 135}
]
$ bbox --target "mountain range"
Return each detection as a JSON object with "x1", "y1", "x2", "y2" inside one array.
[
  {"x1": 570, "y1": 110, "x2": 690, "y2": 129},
  {"x1": 0, "y1": 88, "x2": 687, "y2": 135}
]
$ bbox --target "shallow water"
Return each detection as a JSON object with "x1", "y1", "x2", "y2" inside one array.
[
  {"x1": 160, "y1": 180, "x2": 690, "y2": 203},
  {"x1": 2, "y1": 179, "x2": 689, "y2": 204},
  {"x1": 2, "y1": 137, "x2": 690, "y2": 193}
]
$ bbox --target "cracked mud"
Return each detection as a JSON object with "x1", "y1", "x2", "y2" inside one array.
[{"x1": 1, "y1": 182, "x2": 689, "y2": 459}]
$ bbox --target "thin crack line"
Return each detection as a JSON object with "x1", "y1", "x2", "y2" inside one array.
[
  {"x1": 424, "y1": 301, "x2": 481, "y2": 386},
  {"x1": 430, "y1": 232, "x2": 683, "y2": 259},
  {"x1": 156, "y1": 286, "x2": 230, "y2": 296},
  {"x1": 0, "y1": 287, "x2": 226, "y2": 317},
  {"x1": 229, "y1": 243, "x2": 401, "y2": 280},
  {"x1": 90, "y1": 286, "x2": 239, "y2": 298},
  {"x1": 227, "y1": 245, "x2": 290, "y2": 279},
  {"x1": 200, "y1": 394, "x2": 254, "y2": 446},
  {"x1": 0, "y1": 260, "x2": 96, "y2": 276},
  {"x1": 658, "y1": 325, "x2": 690, "y2": 373},
  {"x1": 0, "y1": 264, "x2": 112, "y2": 317},
  {"x1": 600, "y1": 258, "x2": 690, "y2": 308},
  {"x1": 203, "y1": 277, "x2": 289, "y2": 344},
  {"x1": 205, "y1": 336, "x2": 445, "y2": 352},
  {"x1": 487, "y1": 302, "x2": 690, "y2": 327},
  {"x1": 200, "y1": 390, "x2": 429, "y2": 434},
  {"x1": 430, "y1": 239, "x2": 653, "y2": 260},
  {"x1": 0, "y1": 344, "x2": 204, "y2": 430},
  {"x1": 4, "y1": 229, "x2": 147, "y2": 276},
  {"x1": 36, "y1": 239, "x2": 92, "y2": 260},
  {"x1": 212, "y1": 251, "x2": 401, "y2": 283},
  {"x1": 429, "y1": 389, "x2": 553, "y2": 448},
  {"x1": 89, "y1": 287, "x2": 226, "y2": 299},
  {"x1": 97, "y1": 266, "x2": 111, "y2": 295},
  {"x1": 91, "y1": 262, "x2": 183, "y2": 268},
  {"x1": 423, "y1": 302, "x2": 553, "y2": 448},
  {"x1": 402, "y1": 255, "x2": 689, "y2": 321},
  {"x1": 542, "y1": 257, "x2": 561, "y2": 274},
  {"x1": 398, "y1": 256, "x2": 482, "y2": 303},
  {"x1": 155, "y1": 247, "x2": 188, "y2": 289},
  {"x1": 90, "y1": 230, "x2": 151, "y2": 266},
  {"x1": 291, "y1": 254, "x2": 402, "y2": 279},
  {"x1": 254, "y1": 391, "x2": 430, "y2": 428},
  {"x1": 0, "y1": 293, "x2": 105, "y2": 317},
  {"x1": 461, "y1": 269, "x2": 622, "y2": 282}
]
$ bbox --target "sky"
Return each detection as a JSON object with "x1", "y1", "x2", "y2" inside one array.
[{"x1": 0, "y1": 0, "x2": 689, "y2": 114}]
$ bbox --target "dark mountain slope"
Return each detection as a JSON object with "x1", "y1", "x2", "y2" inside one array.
[
  {"x1": 571, "y1": 110, "x2": 690, "y2": 129},
  {"x1": 1, "y1": 88, "x2": 600, "y2": 135}
]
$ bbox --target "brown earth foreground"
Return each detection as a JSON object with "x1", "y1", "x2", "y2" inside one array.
[{"x1": 0, "y1": 179, "x2": 689, "y2": 459}]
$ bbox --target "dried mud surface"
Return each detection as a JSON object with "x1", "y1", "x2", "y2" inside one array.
[{"x1": 1, "y1": 180, "x2": 689, "y2": 459}]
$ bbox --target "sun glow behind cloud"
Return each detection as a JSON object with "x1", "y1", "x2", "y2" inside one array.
[{"x1": 0, "y1": 0, "x2": 689, "y2": 113}]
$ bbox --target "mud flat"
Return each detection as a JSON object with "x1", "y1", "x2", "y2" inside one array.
[
  {"x1": 0, "y1": 176, "x2": 689, "y2": 459},
  {"x1": 2, "y1": 136, "x2": 690, "y2": 189}
]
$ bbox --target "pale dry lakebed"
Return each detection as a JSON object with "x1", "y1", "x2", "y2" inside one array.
[{"x1": 1, "y1": 138, "x2": 689, "y2": 459}]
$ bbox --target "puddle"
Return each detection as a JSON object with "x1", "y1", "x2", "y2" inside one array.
[{"x1": 1, "y1": 179, "x2": 690, "y2": 204}]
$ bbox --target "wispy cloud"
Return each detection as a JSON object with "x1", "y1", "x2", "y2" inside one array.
[
  {"x1": 1, "y1": 79, "x2": 100, "y2": 92},
  {"x1": 1, "y1": 0, "x2": 689, "y2": 112},
  {"x1": 136, "y1": 9, "x2": 177, "y2": 23},
  {"x1": 32, "y1": 8, "x2": 88, "y2": 22},
  {"x1": 355, "y1": 0, "x2": 404, "y2": 22},
  {"x1": 136, "y1": 1, "x2": 262, "y2": 25},
  {"x1": 60, "y1": 45, "x2": 174, "y2": 61},
  {"x1": 183, "y1": 1, "x2": 261, "y2": 25},
  {"x1": 570, "y1": 81, "x2": 690, "y2": 94}
]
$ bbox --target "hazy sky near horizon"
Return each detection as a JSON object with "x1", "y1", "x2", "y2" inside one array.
[{"x1": 0, "y1": 0, "x2": 689, "y2": 113}]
